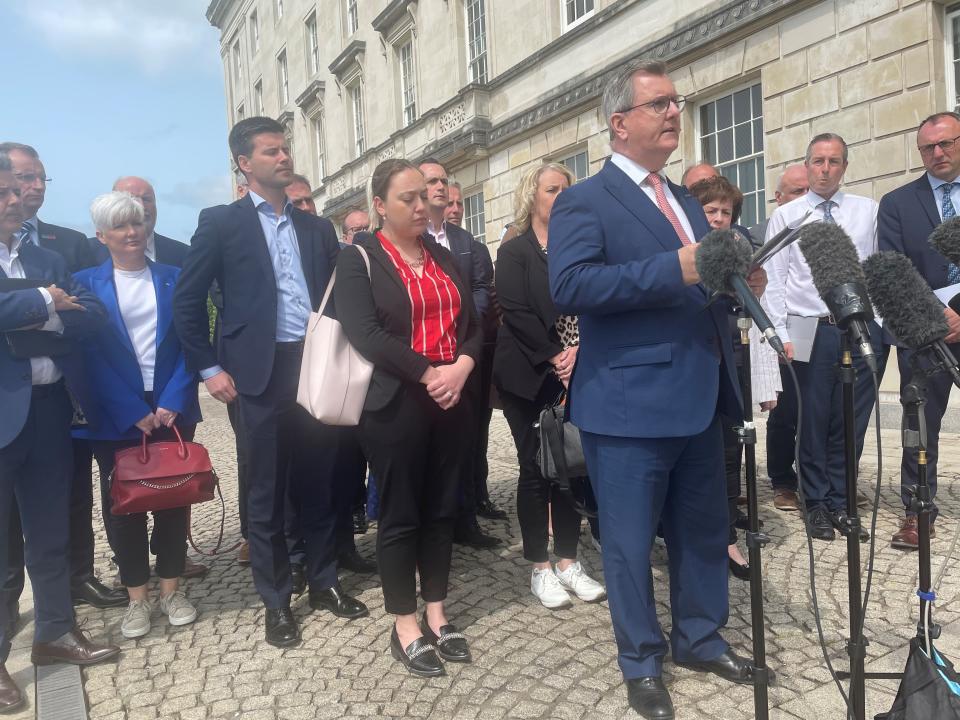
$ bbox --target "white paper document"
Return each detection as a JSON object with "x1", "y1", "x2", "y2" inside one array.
[
  {"x1": 933, "y1": 283, "x2": 960, "y2": 307},
  {"x1": 785, "y1": 315, "x2": 819, "y2": 363}
]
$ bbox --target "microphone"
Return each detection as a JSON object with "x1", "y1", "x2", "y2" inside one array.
[
  {"x1": 928, "y1": 216, "x2": 960, "y2": 266},
  {"x1": 863, "y1": 251, "x2": 960, "y2": 388},
  {"x1": 797, "y1": 222, "x2": 878, "y2": 372},
  {"x1": 695, "y1": 228, "x2": 786, "y2": 356}
]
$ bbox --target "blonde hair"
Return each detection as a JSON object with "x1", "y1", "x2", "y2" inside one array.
[{"x1": 513, "y1": 162, "x2": 576, "y2": 233}]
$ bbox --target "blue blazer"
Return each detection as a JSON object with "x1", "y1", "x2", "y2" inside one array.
[
  {"x1": 0, "y1": 243, "x2": 106, "y2": 449},
  {"x1": 72, "y1": 260, "x2": 200, "y2": 441},
  {"x1": 548, "y1": 159, "x2": 741, "y2": 439}
]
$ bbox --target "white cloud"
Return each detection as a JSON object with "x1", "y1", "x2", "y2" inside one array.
[
  {"x1": 161, "y1": 174, "x2": 233, "y2": 210},
  {"x1": 16, "y1": 0, "x2": 220, "y2": 75}
]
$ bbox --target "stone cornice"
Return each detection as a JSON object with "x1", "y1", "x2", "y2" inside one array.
[
  {"x1": 295, "y1": 79, "x2": 326, "y2": 115},
  {"x1": 277, "y1": 110, "x2": 295, "y2": 127},
  {"x1": 372, "y1": 0, "x2": 416, "y2": 34},
  {"x1": 205, "y1": 0, "x2": 231, "y2": 28},
  {"x1": 329, "y1": 40, "x2": 366, "y2": 78}
]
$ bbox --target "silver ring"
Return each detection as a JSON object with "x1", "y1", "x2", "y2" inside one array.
[{"x1": 446, "y1": 391, "x2": 454, "y2": 398}]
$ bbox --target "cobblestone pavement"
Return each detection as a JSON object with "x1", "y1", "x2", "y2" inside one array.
[{"x1": 9, "y1": 397, "x2": 960, "y2": 719}]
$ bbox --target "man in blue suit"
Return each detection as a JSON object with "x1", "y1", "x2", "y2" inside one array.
[
  {"x1": 0, "y1": 153, "x2": 120, "y2": 711},
  {"x1": 878, "y1": 111, "x2": 960, "y2": 549},
  {"x1": 174, "y1": 117, "x2": 368, "y2": 648},
  {"x1": 548, "y1": 61, "x2": 761, "y2": 719}
]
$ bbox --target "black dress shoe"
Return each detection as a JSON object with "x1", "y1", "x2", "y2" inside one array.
[
  {"x1": 807, "y1": 508, "x2": 835, "y2": 541},
  {"x1": 733, "y1": 511, "x2": 763, "y2": 531},
  {"x1": 309, "y1": 585, "x2": 369, "y2": 620},
  {"x1": 0, "y1": 664, "x2": 23, "y2": 713},
  {"x1": 352, "y1": 510, "x2": 369, "y2": 535},
  {"x1": 729, "y1": 558, "x2": 751, "y2": 581},
  {"x1": 290, "y1": 563, "x2": 307, "y2": 596},
  {"x1": 338, "y1": 549, "x2": 377, "y2": 574},
  {"x1": 420, "y1": 612, "x2": 471, "y2": 663},
  {"x1": 264, "y1": 607, "x2": 301, "y2": 648},
  {"x1": 626, "y1": 677, "x2": 674, "y2": 719},
  {"x1": 72, "y1": 577, "x2": 128, "y2": 608},
  {"x1": 476, "y1": 500, "x2": 508, "y2": 521},
  {"x1": 677, "y1": 648, "x2": 754, "y2": 684},
  {"x1": 830, "y1": 510, "x2": 870, "y2": 542},
  {"x1": 390, "y1": 627, "x2": 445, "y2": 678},
  {"x1": 453, "y1": 522, "x2": 502, "y2": 549}
]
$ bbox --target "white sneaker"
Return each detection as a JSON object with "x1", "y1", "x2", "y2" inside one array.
[
  {"x1": 531, "y1": 567, "x2": 572, "y2": 609},
  {"x1": 159, "y1": 590, "x2": 197, "y2": 627},
  {"x1": 555, "y1": 561, "x2": 607, "y2": 602},
  {"x1": 121, "y1": 599, "x2": 152, "y2": 638}
]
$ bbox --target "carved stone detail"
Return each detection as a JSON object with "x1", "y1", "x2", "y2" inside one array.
[{"x1": 439, "y1": 103, "x2": 466, "y2": 135}]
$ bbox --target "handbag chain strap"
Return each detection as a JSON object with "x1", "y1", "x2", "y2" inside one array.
[{"x1": 136, "y1": 474, "x2": 195, "y2": 490}]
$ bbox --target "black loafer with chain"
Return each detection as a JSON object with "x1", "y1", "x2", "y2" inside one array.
[
  {"x1": 419, "y1": 613, "x2": 472, "y2": 663},
  {"x1": 390, "y1": 627, "x2": 445, "y2": 677}
]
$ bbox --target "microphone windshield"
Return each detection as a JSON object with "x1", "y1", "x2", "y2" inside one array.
[
  {"x1": 929, "y1": 216, "x2": 960, "y2": 266},
  {"x1": 797, "y1": 222, "x2": 867, "y2": 294},
  {"x1": 695, "y1": 228, "x2": 752, "y2": 295},
  {"x1": 863, "y1": 251, "x2": 948, "y2": 349}
]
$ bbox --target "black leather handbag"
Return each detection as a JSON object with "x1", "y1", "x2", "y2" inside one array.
[{"x1": 536, "y1": 401, "x2": 596, "y2": 518}]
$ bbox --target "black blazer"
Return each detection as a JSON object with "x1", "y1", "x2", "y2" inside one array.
[
  {"x1": 333, "y1": 231, "x2": 482, "y2": 412},
  {"x1": 36, "y1": 220, "x2": 98, "y2": 273},
  {"x1": 436, "y1": 222, "x2": 493, "y2": 320},
  {"x1": 90, "y1": 231, "x2": 188, "y2": 268},
  {"x1": 173, "y1": 193, "x2": 340, "y2": 396},
  {"x1": 493, "y1": 228, "x2": 564, "y2": 400}
]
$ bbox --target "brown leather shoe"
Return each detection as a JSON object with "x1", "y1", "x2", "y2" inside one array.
[
  {"x1": 31, "y1": 627, "x2": 120, "y2": 666},
  {"x1": 181, "y1": 558, "x2": 209, "y2": 579},
  {"x1": 0, "y1": 664, "x2": 23, "y2": 713},
  {"x1": 891, "y1": 516, "x2": 936, "y2": 549},
  {"x1": 773, "y1": 489, "x2": 800, "y2": 511},
  {"x1": 238, "y1": 541, "x2": 250, "y2": 566}
]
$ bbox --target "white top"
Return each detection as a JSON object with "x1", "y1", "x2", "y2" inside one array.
[
  {"x1": 749, "y1": 320, "x2": 782, "y2": 404},
  {"x1": 114, "y1": 266, "x2": 158, "y2": 392},
  {"x1": 609, "y1": 152, "x2": 697, "y2": 244},
  {"x1": 763, "y1": 190, "x2": 878, "y2": 343},
  {"x1": 0, "y1": 235, "x2": 62, "y2": 385},
  {"x1": 427, "y1": 219, "x2": 449, "y2": 250}
]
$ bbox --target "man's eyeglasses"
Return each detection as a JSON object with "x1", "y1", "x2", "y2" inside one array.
[
  {"x1": 345, "y1": 226, "x2": 366, "y2": 236},
  {"x1": 13, "y1": 173, "x2": 51, "y2": 186},
  {"x1": 618, "y1": 95, "x2": 686, "y2": 116},
  {"x1": 918, "y1": 135, "x2": 960, "y2": 156}
]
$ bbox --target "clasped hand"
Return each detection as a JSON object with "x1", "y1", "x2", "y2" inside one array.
[
  {"x1": 551, "y1": 346, "x2": 578, "y2": 388},
  {"x1": 421, "y1": 357, "x2": 474, "y2": 410},
  {"x1": 135, "y1": 408, "x2": 178, "y2": 435}
]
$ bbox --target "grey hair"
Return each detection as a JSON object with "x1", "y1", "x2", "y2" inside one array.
[
  {"x1": 448, "y1": 180, "x2": 462, "y2": 193},
  {"x1": 0, "y1": 151, "x2": 10, "y2": 173},
  {"x1": 0, "y1": 142, "x2": 38, "y2": 159},
  {"x1": 602, "y1": 59, "x2": 668, "y2": 140},
  {"x1": 89, "y1": 191, "x2": 144, "y2": 232},
  {"x1": 805, "y1": 133, "x2": 848, "y2": 164}
]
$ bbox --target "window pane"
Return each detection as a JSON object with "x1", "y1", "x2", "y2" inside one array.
[
  {"x1": 753, "y1": 119, "x2": 764, "y2": 152},
  {"x1": 718, "y1": 128, "x2": 733, "y2": 163},
  {"x1": 751, "y1": 84, "x2": 762, "y2": 115},
  {"x1": 721, "y1": 164, "x2": 738, "y2": 183},
  {"x1": 740, "y1": 159, "x2": 756, "y2": 192},
  {"x1": 742, "y1": 194, "x2": 757, "y2": 228},
  {"x1": 716, "y1": 95, "x2": 733, "y2": 130},
  {"x1": 701, "y1": 103, "x2": 715, "y2": 135},
  {"x1": 734, "y1": 123, "x2": 752, "y2": 158},
  {"x1": 733, "y1": 88, "x2": 751, "y2": 125},
  {"x1": 704, "y1": 134, "x2": 717, "y2": 164}
]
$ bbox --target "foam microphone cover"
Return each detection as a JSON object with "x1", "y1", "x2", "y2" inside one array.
[
  {"x1": 797, "y1": 222, "x2": 867, "y2": 294},
  {"x1": 929, "y1": 216, "x2": 960, "y2": 266},
  {"x1": 694, "y1": 228, "x2": 753, "y2": 295},
  {"x1": 863, "y1": 251, "x2": 949, "y2": 349}
]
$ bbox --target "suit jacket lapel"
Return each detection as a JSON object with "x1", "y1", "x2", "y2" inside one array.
[
  {"x1": 601, "y1": 162, "x2": 683, "y2": 253},
  {"x1": 92, "y1": 261, "x2": 137, "y2": 359},
  {"x1": 291, "y1": 210, "x2": 318, "y2": 306},
  {"x1": 358, "y1": 234, "x2": 407, "y2": 296},
  {"x1": 915, "y1": 176, "x2": 943, "y2": 231},
  {"x1": 238, "y1": 195, "x2": 276, "y2": 289}
]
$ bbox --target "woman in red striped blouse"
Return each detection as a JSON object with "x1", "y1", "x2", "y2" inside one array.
[{"x1": 334, "y1": 159, "x2": 483, "y2": 678}]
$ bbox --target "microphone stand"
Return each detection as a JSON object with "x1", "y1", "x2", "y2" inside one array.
[{"x1": 735, "y1": 309, "x2": 772, "y2": 720}]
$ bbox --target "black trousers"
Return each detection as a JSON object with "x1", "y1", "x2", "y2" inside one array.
[
  {"x1": 766, "y1": 363, "x2": 799, "y2": 491},
  {"x1": 472, "y1": 342, "x2": 496, "y2": 506},
  {"x1": 92, "y1": 424, "x2": 194, "y2": 588},
  {"x1": 241, "y1": 343, "x2": 341, "y2": 608},
  {"x1": 721, "y1": 415, "x2": 743, "y2": 546},
  {"x1": 226, "y1": 396, "x2": 250, "y2": 539},
  {"x1": 360, "y1": 383, "x2": 471, "y2": 615},
  {"x1": 0, "y1": 384, "x2": 76, "y2": 662},
  {"x1": 499, "y1": 377, "x2": 581, "y2": 563}
]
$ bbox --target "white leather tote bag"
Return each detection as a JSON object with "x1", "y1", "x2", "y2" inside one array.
[{"x1": 296, "y1": 245, "x2": 373, "y2": 425}]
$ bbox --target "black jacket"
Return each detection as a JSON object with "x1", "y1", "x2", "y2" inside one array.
[
  {"x1": 91, "y1": 232, "x2": 188, "y2": 268},
  {"x1": 434, "y1": 222, "x2": 493, "y2": 320},
  {"x1": 492, "y1": 227, "x2": 564, "y2": 400},
  {"x1": 333, "y1": 231, "x2": 482, "y2": 412},
  {"x1": 173, "y1": 193, "x2": 340, "y2": 396},
  {"x1": 36, "y1": 220, "x2": 98, "y2": 273}
]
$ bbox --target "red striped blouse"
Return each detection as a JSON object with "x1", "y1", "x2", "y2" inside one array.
[{"x1": 377, "y1": 231, "x2": 461, "y2": 362}]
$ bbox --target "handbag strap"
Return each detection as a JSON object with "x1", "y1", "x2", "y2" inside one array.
[
  {"x1": 139, "y1": 425, "x2": 186, "y2": 463},
  {"x1": 186, "y1": 472, "x2": 244, "y2": 557},
  {"x1": 542, "y1": 406, "x2": 573, "y2": 494},
  {"x1": 317, "y1": 244, "x2": 372, "y2": 317}
]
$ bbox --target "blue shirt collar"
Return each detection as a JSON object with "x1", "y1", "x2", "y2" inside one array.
[
  {"x1": 247, "y1": 188, "x2": 292, "y2": 218},
  {"x1": 927, "y1": 173, "x2": 960, "y2": 191}
]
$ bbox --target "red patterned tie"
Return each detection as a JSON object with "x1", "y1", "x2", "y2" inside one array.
[{"x1": 646, "y1": 172, "x2": 691, "y2": 246}]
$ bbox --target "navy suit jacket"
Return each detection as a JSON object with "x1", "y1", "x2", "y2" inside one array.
[
  {"x1": 72, "y1": 260, "x2": 200, "y2": 441},
  {"x1": 435, "y1": 223, "x2": 493, "y2": 321},
  {"x1": 91, "y1": 232, "x2": 188, "y2": 269},
  {"x1": 0, "y1": 243, "x2": 106, "y2": 448},
  {"x1": 548, "y1": 160, "x2": 741, "y2": 438},
  {"x1": 173, "y1": 194, "x2": 340, "y2": 396},
  {"x1": 36, "y1": 220, "x2": 99, "y2": 273}
]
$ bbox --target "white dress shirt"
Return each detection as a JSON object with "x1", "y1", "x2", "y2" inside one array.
[
  {"x1": 114, "y1": 266, "x2": 158, "y2": 391},
  {"x1": 0, "y1": 235, "x2": 63, "y2": 384},
  {"x1": 144, "y1": 233, "x2": 157, "y2": 262},
  {"x1": 927, "y1": 173, "x2": 960, "y2": 221},
  {"x1": 427, "y1": 219, "x2": 449, "y2": 250},
  {"x1": 763, "y1": 190, "x2": 878, "y2": 343},
  {"x1": 609, "y1": 152, "x2": 696, "y2": 244}
]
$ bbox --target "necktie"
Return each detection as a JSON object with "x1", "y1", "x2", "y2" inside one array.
[
  {"x1": 941, "y1": 185, "x2": 960, "y2": 285},
  {"x1": 646, "y1": 172, "x2": 691, "y2": 246},
  {"x1": 819, "y1": 200, "x2": 836, "y2": 224},
  {"x1": 17, "y1": 221, "x2": 31, "y2": 245}
]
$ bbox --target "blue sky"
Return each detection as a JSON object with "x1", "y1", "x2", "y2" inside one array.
[{"x1": 0, "y1": 1, "x2": 231, "y2": 242}]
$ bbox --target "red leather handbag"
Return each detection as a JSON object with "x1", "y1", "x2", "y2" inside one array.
[{"x1": 110, "y1": 426, "x2": 217, "y2": 515}]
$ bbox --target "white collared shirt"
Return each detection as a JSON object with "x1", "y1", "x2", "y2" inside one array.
[
  {"x1": 763, "y1": 190, "x2": 878, "y2": 342},
  {"x1": 0, "y1": 235, "x2": 63, "y2": 384},
  {"x1": 427, "y1": 219, "x2": 449, "y2": 250},
  {"x1": 927, "y1": 173, "x2": 960, "y2": 220},
  {"x1": 144, "y1": 232, "x2": 157, "y2": 262},
  {"x1": 609, "y1": 152, "x2": 696, "y2": 244}
]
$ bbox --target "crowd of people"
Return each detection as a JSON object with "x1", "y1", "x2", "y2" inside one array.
[{"x1": 1, "y1": 55, "x2": 960, "y2": 719}]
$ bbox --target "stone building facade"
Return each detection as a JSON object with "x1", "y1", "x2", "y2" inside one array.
[{"x1": 206, "y1": 0, "x2": 957, "y2": 248}]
